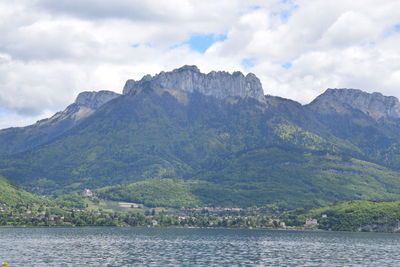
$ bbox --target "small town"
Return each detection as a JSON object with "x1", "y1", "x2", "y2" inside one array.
[{"x1": 0, "y1": 191, "x2": 319, "y2": 230}]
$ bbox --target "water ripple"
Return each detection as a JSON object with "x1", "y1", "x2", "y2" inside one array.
[{"x1": 0, "y1": 228, "x2": 399, "y2": 266}]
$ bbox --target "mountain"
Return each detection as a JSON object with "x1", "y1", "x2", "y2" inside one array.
[
  {"x1": 309, "y1": 88, "x2": 400, "y2": 120},
  {"x1": 123, "y1": 65, "x2": 265, "y2": 103},
  {"x1": 0, "y1": 90, "x2": 120, "y2": 155},
  {"x1": 307, "y1": 88, "x2": 400, "y2": 169},
  {"x1": 0, "y1": 65, "x2": 400, "y2": 208}
]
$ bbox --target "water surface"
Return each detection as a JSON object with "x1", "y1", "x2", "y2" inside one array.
[{"x1": 1, "y1": 227, "x2": 399, "y2": 266}]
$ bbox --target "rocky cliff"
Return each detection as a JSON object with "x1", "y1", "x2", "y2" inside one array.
[
  {"x1": 43, "y1": 90, "x2": 120, "y2": 124},
  {"x1": 74, "y1": 90, "x2": 121, "y2": 110},
  {"x1": 308, "y1": 88, "x2": 400, "y2": 120},
  {"x1": 123, "y1": 65, "x2": 266, "y2": 103}
]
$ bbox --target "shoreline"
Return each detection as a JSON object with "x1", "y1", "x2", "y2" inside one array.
[{"x1": 1, "y1": 224, "x2": 397, "y2": 234}]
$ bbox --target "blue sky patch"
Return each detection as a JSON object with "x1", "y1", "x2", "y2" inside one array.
[
  {"x1": 0, "y1": 106, "x2": 14, "y2": 115},
  {"x1": 186, "y1": 33, "x2": 227, "y2": 53},
  {"x1": 169, "y1": 33, "x2": 227, "y2": 53},
  {"x1": 131, "y1": 43, "x2": 153, "y2": 48},
  {"x1": 282, "y1": 62, "x2": 292, "y2": 69},
  {"x1": 272, "y1": 1, "x2": 299, "y2": 23},
  {"x1": 279, "y1": 10, "x2": 291, "y2": 22},
  {"x1": 250, "y1": 5, "x2": 262, "y2": 10},
  {"x1": 382, "y1": 23, "x2": 400, "y2": 38},
  {"x1": 241, "y1": 58, "x2": 257, "y2": 68}
]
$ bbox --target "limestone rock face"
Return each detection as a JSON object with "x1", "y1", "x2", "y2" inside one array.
[
  {"x1": 308, "y1": 88, "x2": 400, "y2": 120},
  {"x1": 74, "y1": 90, "x2": 120, "y2": 109},
  {"x1": 123, "y1": 65, "x2": 266, "y2": 103},
  {"x1": 37, "y1": 90, "x2": 120, "y2": 127},
  {"x1": 44, "y1": 90, "x2": 121, "y2": 123}
]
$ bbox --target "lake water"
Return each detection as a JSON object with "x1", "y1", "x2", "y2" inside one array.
[{"x1": 1, "y1": 227, "x2": 400, "y2": 266}]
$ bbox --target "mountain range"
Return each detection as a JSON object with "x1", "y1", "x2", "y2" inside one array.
[{"x1": 1, "y1": 65, "x2": 400, "y2": 208}]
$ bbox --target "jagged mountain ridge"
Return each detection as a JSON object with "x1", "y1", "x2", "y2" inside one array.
[
  {"x1": 308, "y1": 88, "x2": 400, "y2": 120},
  {"x1": 123, "y1": 65, "x2": 266, "y2": 103},
  {"x1": 0, "y1": 65, "x2": 400, "y2": 208},
  {"x1": 306, "y1": 88, "x2": 400, "y2": 168}
]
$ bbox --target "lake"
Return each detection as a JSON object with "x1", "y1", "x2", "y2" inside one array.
[{"x1": 1, "y1": 227, "x2": 399, "y2": 266}]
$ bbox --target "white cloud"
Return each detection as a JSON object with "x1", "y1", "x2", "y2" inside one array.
[
  {"x1": 0, "y1": 0, "x2": 400, "y2": 128},
  {"x1": 0, "y1": 109, "x2": 54, "y2": 130}
]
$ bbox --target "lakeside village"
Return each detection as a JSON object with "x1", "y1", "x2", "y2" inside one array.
[
  {"x1": 3, "y1": 189, "x2": 400, "y2": 232},
  {"x1": 0, "y1": 188, "x2": 321, "y2": 230}
]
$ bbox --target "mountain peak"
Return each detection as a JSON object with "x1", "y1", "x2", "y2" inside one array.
[
  {"x1": 75, "y1": 90, "x2": 120, "y2": 110},
  {"x1": 309, "y1": 88, "x2": 400, "y2": 120},
  {"x1": 173, "y1": 65, "x2": 201, "y2": 73},
  {"x1": 123, "y1": 66, "x2": 266, "y2": 103}
]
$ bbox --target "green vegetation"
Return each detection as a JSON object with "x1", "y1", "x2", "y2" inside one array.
[
  {"x1": 90, "y1": 150, "x2": 400, "y2": 209},
  {"x1": 0, "y1": 180, "x2": 279, "y2": 228},
  {"x1": 3, "y1": 194, "x2": 400, "y2": 233},
  {"x1": 0, "y1": 202, "x2": 277, "y2": 228},
  {"x1": 283, "y1": 200, "x2": 400, "y2": 232},
  {"x1": 96, "y1": 179, "x2": 200, "y2": 207},
  {"x1": 1, "y1": 172, "x2": 400, "y2": 233},
  {"x1": 190, "y1": 149, "x2": 400, "y2": 208},
  {"x1": 271, "y1": 118, "x2": 328, "y2": 150},
  {"x1": 1, "y1": 89, "x2": 400, "y2": 210},
  {"x1": 54, "y1": 193, "x2": 92, "y2": 209},
  {"x1": 0, "y1": 175, "x2": 46, "y2": 206}
]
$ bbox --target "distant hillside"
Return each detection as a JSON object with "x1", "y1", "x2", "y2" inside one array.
[
  {"x1": 91, "y1": 150, "x2": 400, "y2": 209},
  {"x1": 286, "y1": 200, "x2": 400, "y2": 232},
  {"x1": 0, "y1": 175, "x2": 45, "y2": 206},
  {"x1": 0, "y1": 66, "x2": 400, "y2": 209},
  {"x1": 96, "y1": 179, "x2": 200, "y2": 208}
]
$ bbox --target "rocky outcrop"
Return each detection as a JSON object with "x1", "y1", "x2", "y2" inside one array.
[
  {"x1": 0, "y1": 90, "x2": 121, "y2": 155},
  {"x1": 74, "y1": 90, "x2": 120, "y2": 109},
  {"x1": 123, "y1": 65, "x2": 266, "y2": 103},
  {"x1": 308, "y1": 88, "x2": 400, "y2": 120},
  {"x1": 42, "y1": 90, "x2": 120, "y2": 124}
]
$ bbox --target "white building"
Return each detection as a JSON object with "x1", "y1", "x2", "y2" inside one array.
[
  {"x1": 305, "y1": 218, "x2": 318, "y2": 226},
  {"x1": 82, "y1": 189, "x2": 93, "y2": 197}
]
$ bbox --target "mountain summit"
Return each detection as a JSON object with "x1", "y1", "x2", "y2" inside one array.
[
  {"x1": 123, "y1": 65, "x2": 266, "y2": 103},
  {"x1": 74, "y1": 90, "x2": 120, "y2": 110},
  {"x1": 309, "y1": 88, "x2": 400, "y2": 120}
]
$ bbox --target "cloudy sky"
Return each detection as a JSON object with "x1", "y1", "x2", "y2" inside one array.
[{"x1": 1, "y1": 0, "x2": 400, "y2": 129}]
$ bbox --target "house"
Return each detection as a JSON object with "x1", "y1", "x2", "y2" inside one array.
[
  {"x1": 305, "y1": 218, "x2": 318, "y2": 226},
  {"x1": 82, "y1": 189, "x2": 93, "y2": 197}
]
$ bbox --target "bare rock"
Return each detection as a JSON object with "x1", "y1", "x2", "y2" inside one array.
[
  {"x1": 123, "y1": 65, "x2": 266, "y2": 103},
  {"x1": 74, "y1": 90, "x2": 120, "y2": 109},
  {"x1": 308, "y1": 88, "x2": 400, "y2": 120}
]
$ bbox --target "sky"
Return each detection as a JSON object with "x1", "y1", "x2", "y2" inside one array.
[{"x1": 0, "y1": 0, "x2": 400, "y2": 129}]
